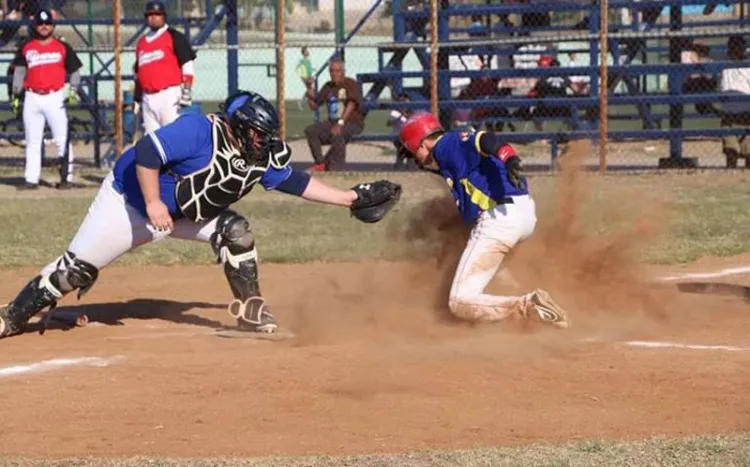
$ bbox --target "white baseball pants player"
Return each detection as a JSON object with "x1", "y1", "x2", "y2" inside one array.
[
  {"x1": 141, "y1": 85, "x2": 182, "y2": 134},
  {"x1": 448, "y1": 194, "x2": 537, "y2": 321},
  {"x1": 40, "y1": 172, "x2": 218, "y2": 277},
  {"x1": 23, "y1": 89, "x2": 73, "y2": 184}
]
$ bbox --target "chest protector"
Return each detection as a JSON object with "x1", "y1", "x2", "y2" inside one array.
[{"x1": 175, "y1": 115, "x2": 269, "y2": 222}]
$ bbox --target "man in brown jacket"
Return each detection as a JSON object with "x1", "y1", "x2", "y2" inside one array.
[{"x1": 304, "y1": 58, "x2": 365, "y2": 172}]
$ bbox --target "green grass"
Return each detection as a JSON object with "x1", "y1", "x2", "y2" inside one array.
[
  {"x1": 2, "y1": 172, "x2": 750, "y2": 269},
  {"x1": 2, "y1": 433, "x2": 749, "y2": 466}
]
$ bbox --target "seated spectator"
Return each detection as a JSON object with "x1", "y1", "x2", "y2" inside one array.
[
  {"x1": 679, "y1": 38, "x2": 718, "y2": 115},
  {"x1": 513, "y1": 55, "x2": 576, "y2": 136},
  {"x1": 456, "y1": 58, "x2": 514, "y2": 133},
  {"x1": 304, "y1": 58, "x2": 365, "y2": 172},
  {"x1": 719, "y1": 35, "x2": 750, "y2": 168},
  {"x1": 566, "y1": 52, "x2": 590, "y2": 95}
]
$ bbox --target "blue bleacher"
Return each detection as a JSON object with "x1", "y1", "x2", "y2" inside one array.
[{"x1": 349, "y1": 0, "x2": 750, "y2": 168}]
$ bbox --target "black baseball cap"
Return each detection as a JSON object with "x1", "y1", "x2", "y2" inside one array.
[
  {"x1": 145, "y1": 1, "x2": 167, "y2": 16},
  {"x1": 33, "y1": 9, "x2": 54, "y2": 26}
]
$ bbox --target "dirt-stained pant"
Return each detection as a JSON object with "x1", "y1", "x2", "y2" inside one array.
[
  {"x1": 448, "y1": 194, "x2": 537, "y2": 322},
  {"x1": 304, "y1": 120, "x2": 363, "y2": 171}
]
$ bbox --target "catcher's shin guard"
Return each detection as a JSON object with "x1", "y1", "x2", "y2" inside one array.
[
  {"x1": 211, "y1": 210, "x2": 277, "y2": 333},
  {"x1": 0, "y1": 275, "x2": 62, "y2": 338},
  {"x1": 0, "y1": 253, "x2": 98, "y2": 338}
]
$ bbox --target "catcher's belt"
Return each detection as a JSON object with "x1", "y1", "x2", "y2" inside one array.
[{"x1": 175, "y1": 114, "x2": 269, "y2": 223}]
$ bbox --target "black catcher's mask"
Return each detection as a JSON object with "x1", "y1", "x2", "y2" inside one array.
[{"x1": 221, "y1": 91, "x2": 280, "y2": 163}]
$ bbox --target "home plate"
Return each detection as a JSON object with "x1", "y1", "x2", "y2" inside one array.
[{"x1": 213, "y1": 327, "x2": 296, "y2": 341}]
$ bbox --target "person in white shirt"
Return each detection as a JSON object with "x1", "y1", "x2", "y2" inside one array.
[{"x1": 719, "y1": 35, "x2": 750, "y2": 168}]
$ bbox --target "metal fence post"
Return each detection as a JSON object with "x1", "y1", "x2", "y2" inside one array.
[
  {"x1": 430, "y1": 0, "x2": 438, "y2": 117},
  {"x1": 335, "y1": 0, "x2": 345, "y2": 60},
  {"x1": 277, "y1": 0, "x2": 286, "y2": 140},
  {"x1": 114, "y1": 0, "x2": 123, "y2": 158},
  {"x1": 226, "y1": 0, "x2": 239, "y2": 95},
  {"x1": 599, "y1": 0, "x2": 608, "y2": 174}
]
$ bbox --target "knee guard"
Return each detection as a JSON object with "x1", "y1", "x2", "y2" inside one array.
[
  {"x1": 210, "y1": 210, "x2": 261, "y2": 301},
  {"x1": 51, "y1": 251, "x2": 99, "y2": 299},
  {"x1": 0, "y1": 252, "x2": 98, "y2": 337},
  {"x1": 210, "y1": 210, "x2": 277, "y2": 332}
]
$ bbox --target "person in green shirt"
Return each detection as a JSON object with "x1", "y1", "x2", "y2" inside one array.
[{"x1": 295, "y1": 47, "x2": 313, "y2": 110}]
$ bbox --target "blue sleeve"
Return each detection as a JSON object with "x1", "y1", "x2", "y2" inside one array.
[
  {"x1": 260, "y1": 166, "x2": 293, "y2": 190},
  {"x1": 136, "y1": 115, "x2": 212, "y2": 167},
  {"x1": 274, "y1": 169, "x2": 311, "y2": 196}
]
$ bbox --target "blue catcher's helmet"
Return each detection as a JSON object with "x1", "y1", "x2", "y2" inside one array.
[{"x1": 222, "y1": 91, "x2": 280, "y2": 159}]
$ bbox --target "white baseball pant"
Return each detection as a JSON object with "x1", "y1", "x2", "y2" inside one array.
[
  {"x1": 448, "y1": 194, "x2": 537, "y2": 322},
  {"x1": 23, "y1": 89, "x2": 74, "y2": 184},
  {"x1": 40, "y1": 172, "x2": 219, "y2": 277},
  {"x1": 141, "y1": 85, "x2": 182, "y2": 134}
]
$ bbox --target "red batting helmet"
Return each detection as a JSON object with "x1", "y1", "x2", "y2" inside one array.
[{"x1": 399, "y1": 112, "x2": 444, "y2": 155}]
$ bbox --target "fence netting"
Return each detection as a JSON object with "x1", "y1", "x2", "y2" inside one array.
[{"x1": 0, "y1": 1, "x2": 747, "y2": 173}]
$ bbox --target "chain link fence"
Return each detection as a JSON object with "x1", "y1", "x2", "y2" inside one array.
[{"x1": 0, "y1": 0, "x2": 748, "y2": 173}]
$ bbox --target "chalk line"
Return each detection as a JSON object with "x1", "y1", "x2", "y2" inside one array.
[
  {"x1": 659, "y1": 266, "x2": 750, "y2": 282},
  {"x1": 583, "y1": 337, "x2": 750, "y2": 352},
  {"x1": 623, "y1": 340, "x2": 750, "y2": 352},
  {"x1": 0, "y1": 356, "x2": 124, "y2": 378}
]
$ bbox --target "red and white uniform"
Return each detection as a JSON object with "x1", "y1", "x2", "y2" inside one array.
[
  {"x1": 134, "y1": 25, "x2": 196, "y2": 133},
  {"x1": 13, "y1": 37, "x2": 82, "y2": 184}
]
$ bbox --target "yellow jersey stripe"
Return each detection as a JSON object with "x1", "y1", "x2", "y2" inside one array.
[
  {"x1": 460, "y1": 178, "x2": 496, "y2": 211},
  {"x1": 474, "y1": 130, "x2": 490, "y2": 156}
]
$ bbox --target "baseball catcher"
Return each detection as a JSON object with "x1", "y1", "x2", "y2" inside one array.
[
  {"x1": 0, "y1": 90, "x2": 401, "y2": 339},
  {"x1": 398, "y1": 113, "x2": 569, "y2": 328}
]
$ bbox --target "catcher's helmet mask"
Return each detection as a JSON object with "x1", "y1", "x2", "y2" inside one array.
[{"x1": 221, "y1": 91, "x2": 280, "y2": 163}]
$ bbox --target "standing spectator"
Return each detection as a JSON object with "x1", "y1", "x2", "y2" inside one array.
[
  {"x1": 719, "y1": 35, "x2": 750, "y2": 168},
  {"x1": 134, "y1": 0, "x2": 197, "y2": 134},
  {"x1": 295, "y1": 46, "x2": 313, "y2": 110},
  {"x1": 304, "y1": 58, "x2": 365, "y2": 172},
  {"x1": 10, "y1": 9, "x2": 82, "y2": 190}
]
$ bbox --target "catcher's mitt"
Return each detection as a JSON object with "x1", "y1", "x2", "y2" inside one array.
[{"x1": 350, "y1": 180, "x2": 402, "y2": 223}]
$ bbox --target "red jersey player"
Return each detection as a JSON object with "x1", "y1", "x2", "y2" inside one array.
[
  {"x1": 134, "y1": 0, "x2": 197, "y2": 134},
  {"x1": 11, "y1": 9, "x2": 82, "y2": 190}
]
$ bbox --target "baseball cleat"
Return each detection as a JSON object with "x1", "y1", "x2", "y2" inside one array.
[
  {"x1": 526, "y1": 289, "x2": 570, "y2": 328},
  {"x1": 228, "y1": 297, "x2": 278, "y2": 333}
]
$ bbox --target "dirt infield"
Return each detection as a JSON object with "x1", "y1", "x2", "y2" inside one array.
[{"x1": 0, "y1": 257, "x2": 749, "y2": 460}]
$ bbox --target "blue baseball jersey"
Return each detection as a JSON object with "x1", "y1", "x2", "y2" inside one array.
[
  {"x1": 112, "y1": 114, "x2": 291, "y2": 219},
  {"x1": 432, "y1": 130, "x2": 529, "y2": 223}
]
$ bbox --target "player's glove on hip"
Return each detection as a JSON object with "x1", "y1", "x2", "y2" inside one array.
[
  {"x1": 66, "y1": 89, "x2": 79, "y2": 107},
  {"x1": 505, "y1": 155, "x2": 524, "y2": 189},
  {"x1": 10, "y1": 95, "x2": 21, "y2": 118},
  {"x1": 350, "y1": 180, "x2": 402, "y2": 223},
  {"x1": 179, "y1": 86, "x2": 192, "y2": 108}
]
